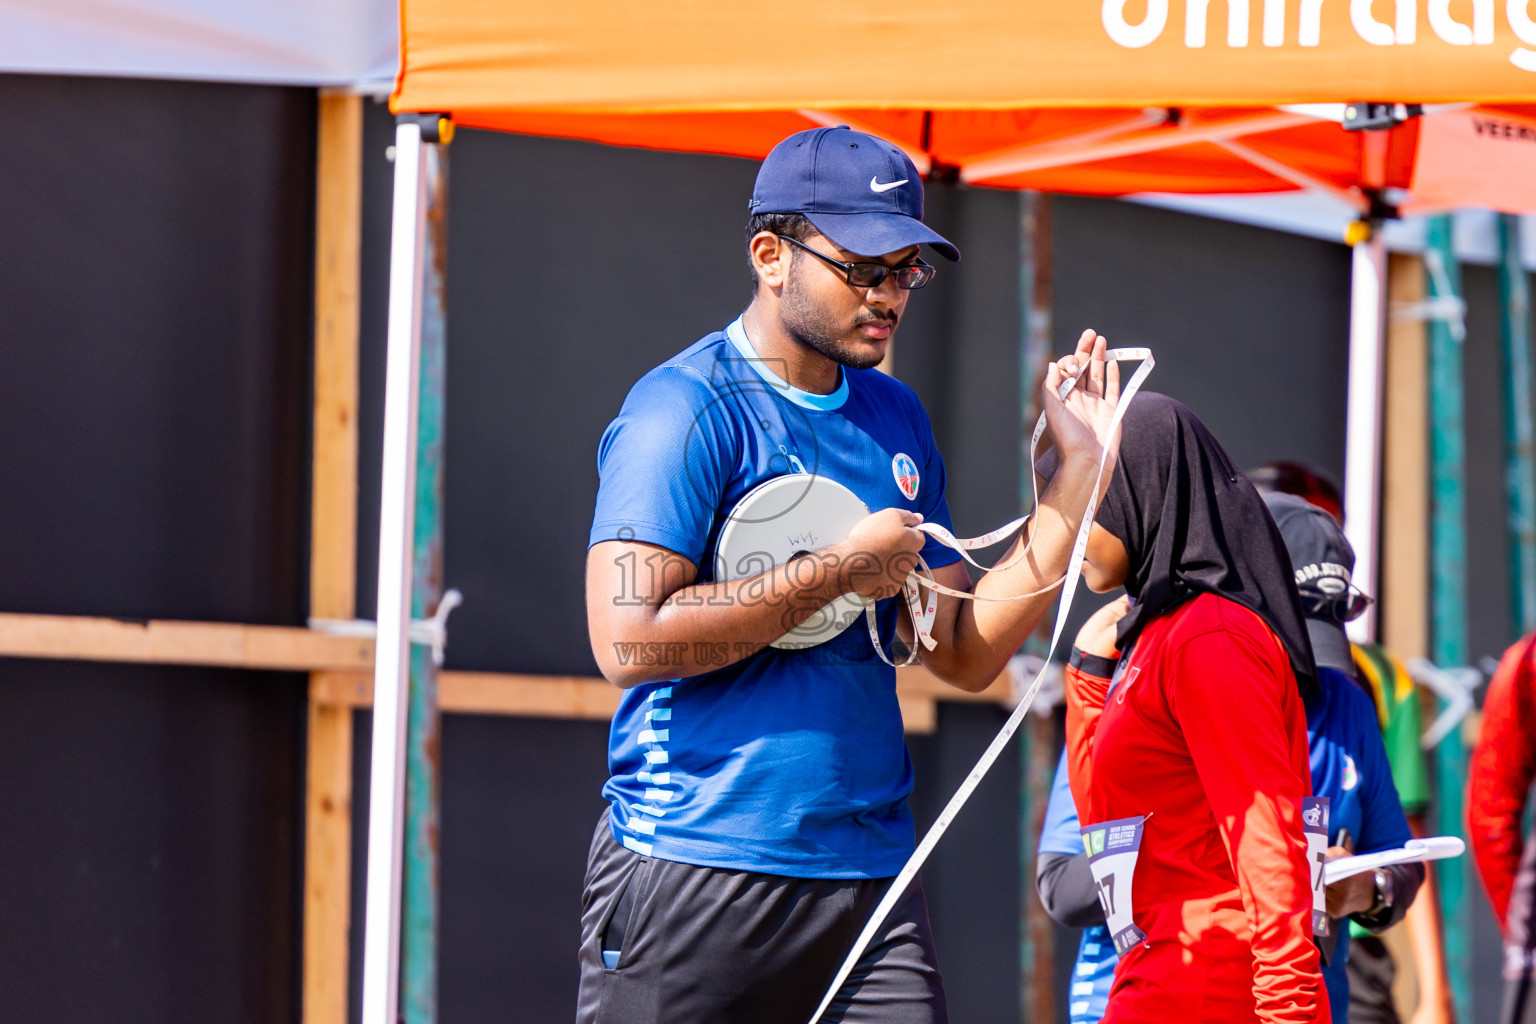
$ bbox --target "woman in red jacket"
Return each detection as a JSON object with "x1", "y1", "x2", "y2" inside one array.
[
  {"x1": 1468, "y1": 631, "x2": 1536, "y2": 1023},
  {"x1": 1045, "y1": 392, "x2": 1328, "y2": 1023}
]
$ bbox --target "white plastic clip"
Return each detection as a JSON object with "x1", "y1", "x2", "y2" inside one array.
[
  {"x1": 1389, "y1": 248, "x2": 1466, "y2": 342},
  {"x1": 1009, "y1": 653, "x2": 1064, "y2": 716},
  {"x1": 1406, "y1": 657, "x2": 1484, "y2": 749},
  {"x1": 309, "y1": 587, "x2": 464, "y2": 667}
]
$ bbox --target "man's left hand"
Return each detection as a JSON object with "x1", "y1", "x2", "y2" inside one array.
[{"x1": 1043, "y1": 329, "x2": 1121, "y2": 489}]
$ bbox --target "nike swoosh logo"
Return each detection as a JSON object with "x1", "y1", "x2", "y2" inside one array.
[{"x1": 870, "y1": 176, "x2": 908, "y2": 193}]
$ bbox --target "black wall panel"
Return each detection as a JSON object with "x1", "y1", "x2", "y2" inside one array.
[
  {"x1": 1053, "y1": 196, "x2": 1352, "y2": 479},
  {"x1": 907, "y1": 704, "x2": 1026, "y2": 1024},
  {"x1": 0, "y1": 660, "x2": 305, "y2": 1024},
  {"x1": 1462, "y1": 264, "x2": 1518, "y2": 665},
  {"x1": 1452, "y1": 263, "x2": 1523, "y2": 1021},
  {"x1": 1049, "y1": 196, "x2": 1354, "y2": 654},
  {"x1": 348, "y1": 711, "x2": 614, "y2": 1024},
  {"x1": 0, "y1": 74, "x2": 315, "y2": 1024},
  {"x1": 0, "y1": 73, "x2": 314, "y2": 626}
]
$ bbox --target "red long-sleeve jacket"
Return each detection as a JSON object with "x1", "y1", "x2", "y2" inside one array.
[
  {"x1": 1066, "y1": 593, "x2": 1328, "y2": 1024},
  {"x1": 1468, "y1": 632, "x2": 1536, "y2": 929}
]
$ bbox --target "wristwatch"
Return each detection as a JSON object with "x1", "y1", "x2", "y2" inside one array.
[{"x1": 1367, "y1": 867, "x2": 1395, "y2": 918}]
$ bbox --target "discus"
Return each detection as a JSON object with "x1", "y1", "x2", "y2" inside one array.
[{"x1": 714, "y1": 474, "x2": 873, "y2": 649}]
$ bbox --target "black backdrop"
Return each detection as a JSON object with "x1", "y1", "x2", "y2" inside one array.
[
  {"x1": 0, "y1": 74, "x2": 314, "y2": 1024},
  {"x1": 0, "y1": 75, "x2": 1520, "y2": 1024}
]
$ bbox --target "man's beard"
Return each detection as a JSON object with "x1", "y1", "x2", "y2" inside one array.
[{"x1": 780, "y1": 267, "x2": 896, "y2": 370}]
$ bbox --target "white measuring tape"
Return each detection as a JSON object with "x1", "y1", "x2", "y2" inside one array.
[{"x1": 806, "y1": 347, "x2": 1154, "y2": 1024}]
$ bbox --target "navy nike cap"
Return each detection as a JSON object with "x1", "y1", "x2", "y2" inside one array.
[{"x1": 749, "y1": 126, "x2": 960, "y2": 262}]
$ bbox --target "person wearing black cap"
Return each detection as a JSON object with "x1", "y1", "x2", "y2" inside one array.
[
  {"x1": 1253, "y1": 466, "x2": 1454, "y2": 1024},
  {"x1": 1263, "y1": 492, "x2": 1425, "y2": 1024},
  {"x1": 579, "y1": 127, "x2": 1122, "y2": 1023}
]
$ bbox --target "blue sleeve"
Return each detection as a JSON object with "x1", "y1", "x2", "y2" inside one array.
[
  {"x1": 1038, "y1": 748, "x2": 1085, "y2": 854},
  {"x1": 1347, "y1": 686, "x2": 1414, "y2": 855},
  {"x1": 589, "y1": 365, "x2": 737, "y2": 565},
  {"x1": 909, "y1": 389, "x2": 961, "y2": 571}
]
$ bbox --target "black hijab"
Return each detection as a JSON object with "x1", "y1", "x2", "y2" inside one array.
[{"x1": 1040, "y1": 392, "x2": 1318, "y2": 694}]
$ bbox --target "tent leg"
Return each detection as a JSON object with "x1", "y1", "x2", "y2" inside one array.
[
  {"x1": 1426, "y1": 214, "x2": 1471, "y2": 1024},
  {"x1": 1344, "y1": 229, "x2": 1387, "y2": 644},
  {"x1": 360, "y1": 119, "x2": 431, "y2": 1024},
  {"x1": 1498, "y1": 213, "x2": 1536, "y2": 634},
  {"x1": 401, "y1": 138, "x2": 448, "y2": 1024}
]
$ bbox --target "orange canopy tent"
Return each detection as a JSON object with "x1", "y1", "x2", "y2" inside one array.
[
  {"x1": 392, "y1": 0, "x2": 1536, "y2": 210},
  {"x1": 363, "y1": 5, "x2": 1536, "y2": 1022}
]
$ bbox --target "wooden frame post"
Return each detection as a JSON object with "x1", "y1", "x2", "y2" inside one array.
[
  {"x1": 1382, "y1": 253, "x2": 1429, "y2": 661},
  {"x1": 1497, "y1": 214, "x2": 1536, "y2": 634},
  {"x1": 305, "y1": 90, "x2": 364, "y2": 1024},
  {"x1": 1017, "y1": 190, "x2": 1056, "y2": 1024},
  {"x1": 1425, "y1": 215, "x2": 1472, "y2": 1023}
]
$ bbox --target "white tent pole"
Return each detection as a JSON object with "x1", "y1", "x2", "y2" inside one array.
[
  {"x1": 1344, "y1": 229, "x2": 1387, "y2": 644},
  {"x1": 360, "y1": 119, "x2": 428, "y2": 1024}
]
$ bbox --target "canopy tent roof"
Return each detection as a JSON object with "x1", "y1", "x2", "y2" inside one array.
[
  {"x1": 392, "y1": 0, "x2": 1536, "y2": 114},
  {"x1": 408, "y1": 105, "x2": 1435, "y2": 198},
  {"x1": 390, "y1": 0, "x2": 1536, "y2": 209}
]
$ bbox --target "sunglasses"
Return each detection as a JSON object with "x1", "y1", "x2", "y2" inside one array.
[
  {"x1": 1298, "y1": 582, "x2": 1374, "y2": 623},
  {"x1": 776, "y1": 234, "x2": 936, "y2": 290}
]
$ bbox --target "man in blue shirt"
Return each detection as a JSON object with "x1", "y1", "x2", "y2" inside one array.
[
  {"x1": 1034, "y1": 493, "x2": 1423, "y2": 1024},
  {"x1": 579, "y1": 126, "x2": 1122, "y2": 1024}
]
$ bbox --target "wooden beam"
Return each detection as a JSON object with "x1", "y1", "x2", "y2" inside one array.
[
  {"x1": 312, "y1": 669, "x2": 949, "y2": 734},
  {"x1": 0, "y1": 613, "x2": 372, "y2": 671},
  {"x1": 304, "y1": 701, "x2": 353, "y2": 1024},
  {"x1": 897, "y1": 694, "x2": 938, "y2": 735},
  {"x1": 305, "y1": 91, "x2": 364, "y2": 1024},
  {"x1": 1383, "y1": 253, "x2": 1430, "y2": 659},
  {"x1": 0, "y1": 612, "x2": 1010, "y2": 727},
  {"x1": 310, "y1": 91, "x2": 363, "y2": 624}
]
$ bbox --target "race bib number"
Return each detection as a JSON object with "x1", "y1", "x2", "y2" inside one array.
[
  {"x1": 1081, "y1": 815, "x2": 1147, "y2": 955},
  {"x1": 1303, "y1": 796, "x2": 1330, "y2": 937}
]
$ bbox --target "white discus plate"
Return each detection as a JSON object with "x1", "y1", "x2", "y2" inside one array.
[{"x1": 715, "y1": 474, "x2": 873, "y2": 649}]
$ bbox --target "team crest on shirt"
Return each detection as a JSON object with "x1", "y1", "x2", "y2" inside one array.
[
  {"x1": 1342, "y1": 754, "x2": 1359, "y2": 791},
  {"x1": 892, "y1": 453, "x2": 920, "y2": 500}
]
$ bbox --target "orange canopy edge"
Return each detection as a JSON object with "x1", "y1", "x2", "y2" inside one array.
[{"x1": 391, "y1": 0, "x2": 1536, "y2": 203}]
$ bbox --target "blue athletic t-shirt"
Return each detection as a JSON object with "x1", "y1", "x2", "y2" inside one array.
[
  {"x1": 1307, "y1": 665, "x2": 1414, "y2": 1023},
  {"x1": 589, "y1": 316, "x2": 960, "y2": 878}
]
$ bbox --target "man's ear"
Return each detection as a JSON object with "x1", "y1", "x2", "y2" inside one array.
[{"x1": 748, "y1": 231, "x2": 789, "y2": 291}]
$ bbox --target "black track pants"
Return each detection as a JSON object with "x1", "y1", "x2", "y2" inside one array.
[{"x1": 575, "y1": 813, "x2": 947, "y2": 1024}]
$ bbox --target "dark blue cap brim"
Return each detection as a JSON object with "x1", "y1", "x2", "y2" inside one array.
[{"x1": 805, "y1": 211, "x2": 960, "y2": 262}]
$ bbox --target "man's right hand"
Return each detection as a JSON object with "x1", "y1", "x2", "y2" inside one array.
[{"x1": 838, "y1": 508, "x2": 926, "y2": 601}]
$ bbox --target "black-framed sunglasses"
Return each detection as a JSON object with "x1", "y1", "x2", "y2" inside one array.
[
  {"x1": 776, "y1": 234, "x2": 936, "y2": 290},
  {"x1": 1298, "y1": 582, "x2": 1374, "y2": 623}
]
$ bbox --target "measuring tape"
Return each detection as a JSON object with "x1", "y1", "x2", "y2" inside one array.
[{"x1": 805, "y1": 347, "x2": 1154, "y2": 1024}]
